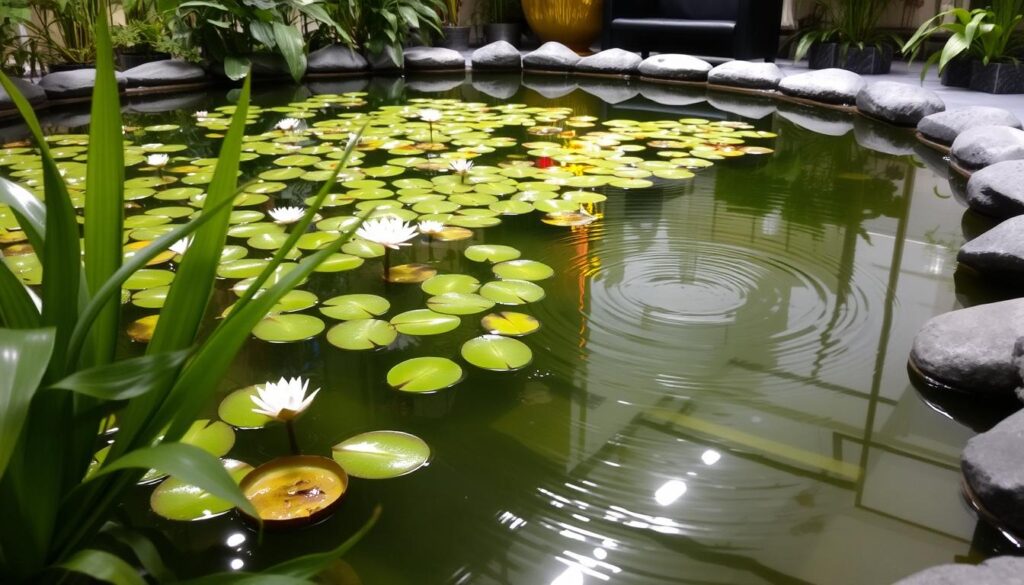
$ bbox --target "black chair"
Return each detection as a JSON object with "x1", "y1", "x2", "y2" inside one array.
[{"x1": 602, "y1": 0, "x2": 784, "y2": 62}]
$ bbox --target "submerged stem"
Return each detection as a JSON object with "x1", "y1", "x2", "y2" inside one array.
[{"x1": 286, "y1": 420, "x2": 301, "y2": 455}]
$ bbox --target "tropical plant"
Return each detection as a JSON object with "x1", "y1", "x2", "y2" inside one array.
[
  {"x1": 793, "y1": 0, "x2": 901, "y2": 62},
  {"x1": 0, "y1": 0, "x2": 34, "y2": 75},
  {"x1": 444, "y1": 0, "x2": 461, "y2": 26},
  {"x1": 0, "y1": 3, "x2": 375, "y2": 582},
  {"x1": 168, "y1": 0, "x2": 346, "y2": 82},
  {"x1": 22, "y1": 0, "x2": 104, "y2": 65},
  {"x1": 902, "y1": 0, "x2": 1024, "y2": 78},
  {"x1": 316, "y1": 0, "x2": 446, "y2": 66}
]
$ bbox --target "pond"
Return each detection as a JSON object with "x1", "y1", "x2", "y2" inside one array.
[{"x1": 0, "y1": 72, "x2": 1006, "y2": 584}]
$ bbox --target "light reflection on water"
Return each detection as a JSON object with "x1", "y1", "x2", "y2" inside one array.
[{"x1": 17, "y1": 73, "x2": 1011, "y2": 584}]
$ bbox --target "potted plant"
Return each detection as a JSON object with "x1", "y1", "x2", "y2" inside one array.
[
  {"x1": 314, "y1": 0, "x2": 445, "y2": 69},
  {"x1": 23, "y1": 0, "x2": 101, "y2": 71},
  {"x1": 0, "y1": 0, "x2": 38, "y2": 76},
  {"x1": 441, "y1": 0, "x2": 470, "y2": 50},
  {"x1": 483, "y1": 0, "x2": 522, "y2": 46},
  {"x1": 902, "y1": 0, "x2": 1024, "y2": 93},
  {"x1": 793, "y1": 0, "x2": 902, "y2": 75}
]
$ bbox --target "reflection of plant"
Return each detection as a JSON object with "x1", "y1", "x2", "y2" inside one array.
[
  {"x1": 0, "y1": 6, "x2": 372, "y2": 581},
  {"x1": 169, "y1": 0, "x2": 346, "y2": 82},
  {"x1": 793, "y1": 0, "x2": 901, "y2": 62},
  {"x1": 902, "y1": 0, "x2": 1024, "y2": 79}
]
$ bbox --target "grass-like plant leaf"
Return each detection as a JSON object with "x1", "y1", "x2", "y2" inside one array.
[
  {"x1": 0, "y1": 177, "x2": 45, "y2": 250},
  {"x1": 0, "y1": 260, "x2": 40, "y2": 329},
  {"x1": 60, "y1": 549, "x2": 147, "y2": 585},
  {"x1": 50, "y1": 351, "x2": 190, "y2": 401},
  {"x1": 100, "y1": 526, "x2": 175, "y2": 584},
  {"x1": 0, "y1": 328, "x2": 55, "y2": 479}
]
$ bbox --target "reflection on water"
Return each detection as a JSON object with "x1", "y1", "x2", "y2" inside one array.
[{"x1": 13, "y1": 73, "x2": 1006, "y2": 584}]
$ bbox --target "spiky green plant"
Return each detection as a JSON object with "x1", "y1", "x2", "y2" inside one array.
[
  {"x1": 902, "y1": 0, "x2": 1024, "y2": 79},
  {"x1": 0, "y1": 2, "x2": 375, "y2": 582}
]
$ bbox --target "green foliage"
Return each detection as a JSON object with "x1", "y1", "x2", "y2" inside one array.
[
  {"x1": 168, "y1": 0, "x2": 346, "y2": 82},
  {"x1": 21, "y1": 0, "x2": 103, "y2": 64},
  {"x1": 793, "y1": 0, "x2": 902, "y2": 62},
  {"x1": 444, "y1": 0, "x2": 460, "y2": 25},
  {"x1": 0, "y1": 2, "x2": 369, "y2": 581},
  {"x1": 318, "y1": 0, "x2": 446, "y2": 61},
  {"x1": 0, "y1": 0, "x2": 33, "y2": 73},
  {"x1": 902, "y1": 0, "x2": 1024, "y2": 79}
]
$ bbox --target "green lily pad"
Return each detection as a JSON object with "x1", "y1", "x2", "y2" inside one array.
[
  {"x1": 327, "y1": 319, "x2": 397, "y2": 350},
  {"x1": 464, "y1": 244, "x2": 520, "y2": 263},
  {"x1": 331, "y1": 431, "x2": 430, "y2": 479},
  {"x1": 426, "y1": 293, "x2": 495, "y2": 315},
  {"x1": 481, "y1": 312, "x2": 541, "y2": 337},
  {"x1": 218, "y1": 386, "x2": 273, "y2": 429},
  {"x1": 132, "y1": 286, "x2": 170, "y2": 309},
  {"x1": 320, "y1": 294, "x2": 390, "y2": 321},
  {"x1": 479, "y1": 280, "x2": 546, "y2": 305},
  {"x1": 390, "y1": 309, "x2": 460, "y2": 336},
  {"x1": 314, "y1": 253, "x2": 365, "y2": 272},
  {"x1": 421, "y1": 274, "x2": 480, "y2": 295},
  {"x1": 342, "y1": 240, "x2": 385, "y2": 258},
  {"x1": 122, "y1": 268, "x2": 175, "y2": 290},
  {"x1": 461, "y1": 335, "x2": 533, "y2": 372},
  {"x1": 217, "y1": 259, "x2": 270, "y2": 279},
  {"x1": 492, "y1": 260, "x2": 553, "y2": 281},
  {"x1": 252, "y1": 314, "x2": 325, "y2": 343},
  {"x1": 386, "y1": 357, "x2": 463, "y2": 393},
  {"x1": 150, "y1": 459, "x2": 253, "y2": 521}
]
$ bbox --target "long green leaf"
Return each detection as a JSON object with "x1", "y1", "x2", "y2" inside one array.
[
  {"x1": 0, "y1": 327, "x2": 55, "y2": 480},
  {"x1": 100, "y1": 525, "x2": 175, "y2": 583},
  {"x1": 0, "y1": 176, "x2": 45, "y2": 251},
  {"x1": 273, "y1": 22, "x2": 306, "y2": 82},
  {"x1": 50, "y1": 350, "x2": 189, "y2": 400},
  {"x1": 88, "y1": 443, "x2": 258, "y2": 518},
  {"x1": 60, "y1": 549, "x2": 147, "y2": 585},
  {"x1": 265, "y1": 505, "x2": 381, "y2": 577},
  {"x1": 83, "y1": 0, "x2": 126, "y2": 368},
  {"x1": 182, "y1": 575, "x2": 312, "y2": 585},
  {"x1": 0, "y1": 256, "x2": 40, "y2": 329}
]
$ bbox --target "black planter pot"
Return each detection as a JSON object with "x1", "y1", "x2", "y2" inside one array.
[
  {"x1": 485, "y1": 23, "x2": 522, "y2": 47},
  {"x1": 940, "y1": 56, "x2": 973, "y2": 88},
  {"x1": 440, "y1": 26, "x2": 471, "y2": 51},
  {"x1": 808, "y1": 42, "x2": 892, "y2": 75},
  {"x1": 47, "y1": 62, "x2": 94, "y2": 73},
  {"x1": 117, "y1": 51, "x2": 170, "y2": 71},
  {"x1": 969, "y1": 61, "x2": 1024, "y2": 94}
]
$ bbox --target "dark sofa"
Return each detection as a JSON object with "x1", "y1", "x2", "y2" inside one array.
[{"x1": 601, "y1": 0, "x2": 784, "y2": 62}]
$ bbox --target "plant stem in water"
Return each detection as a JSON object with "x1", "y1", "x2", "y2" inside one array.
[{"x1": 286, "y1": 420, "x2": 300, "y2": 455}]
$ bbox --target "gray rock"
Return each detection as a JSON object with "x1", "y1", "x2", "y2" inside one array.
[
  {"x1": 368, "y1": 48, "x2": 403, "y2": 71},
  {"x1": 893, "y1": 557, "x2": 1024, "y2": 585},
  {"x1": 639, "y1": 83, "x2": 706, "y2": 106},
  {"x1": 707, "y1": 92, "x2": 776, "y2": 120},
  {"x1": 39, "y1": 69, "x2": 127, "y2": 99},
  {"x1": 575, "y1": 48, "x2": 642, "y2": 75},
  {"x1": 856, "y1": 81, "x2": 944, "y2": 126},
  {"x1": 958, "y1": 215, "x2": 1024, "y2": 273},
  {"x1": 471, "y1": 41, "x2": 521, "y2": 70},
  {"x1": 777, "y1": 104, "x2": 853, "y2": 136},
  {"x1": 577, "y1": 79, "x2": 639, "y2": 104},
  {"x1": 522, "y1": 42, "x2": 581, "y2": 71},
  {"x1": 249, "y1": 54, "x2": 290, "y2": 77},
  {"x1": 962, "y1": 408, "x2": 1024, "y2": 536},
  {"x1": 854, "y1": 116, "x2": 916, "y2": 156},
  {"x1": 910, "y1": 298, "x2": 1024, "y2": 395},
  {"x1": 406, "y1": 75, "x2": 463, "y2": 93},
  {"x1": 951, "y1": 125, "x2": 1024, "y2": 170},
  {"x1": 778, "y1": 68, "x2": 864, "y2": 105},
  {"x1": 967, "y1": 160, "x2": 1024, "y2": 219},
  {"x1": 522, "y1": 74, "x2": 577, "y2": 99},
  {"x1": 918, "y1": 106, "x2": 1023, "y2": 145},
  {"x1": 0, "y1": 77, "x2": 46, "y2": 107},
  {"x1": 125, "y1": 92, "x2": 205, "y2": 114},
  {"x1": 307, "y1": 78, "x2": 370, "y2": 96},
  {"x1": 472, "y1": 76, "x2": 520, "y2": 100},
  {"x1": 307, "y1": 45, "x2": 368, "y2": 73},
  {"x1": 404, "y1": 47, "x2": 466, "y2": 70},
  {"x1": 123, "y1": 59, "x2": 206, "y2": 88},
  {"x1": 708, "y1": 61, "x2": 783, "y2": 91},
  {"x1": 638, "y1": 54, "x2": 712, "y2": 81}
]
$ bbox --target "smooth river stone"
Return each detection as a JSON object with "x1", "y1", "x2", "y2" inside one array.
[
  {"x1": 918, "y1": 106, "x2": 1022, "y2": 145},
  {"x1": 778, "y1": 68, "x2": 864, "y2": 105},
  {"x1": 575, "y1": 48, "x2": 642, "y2": 75},
  {"x1": 123, "y1": 59, "x2": 207, "y2": 87},
  {"x1": 856, "y1": 81, "x2": 945, "y2": 126},
  {"x1": 957, "y1": 214, "x2": 1024, "y2": 273},
  {"x1": 961, "y1": 408, "x2": 1024, "y2": 537},
  {"x1": 708, "y1": 61, "x2": 783, "y2": 90},
  {"x1": 404, "y1": 47, "x2": 466, "y2": 70},
  {"x1": 638, "y1": 54, "x2": 712, "y2": 81},
  {"x1": 966, "y1": 160, "x2": 1024, "y2": 220},
  {"x1": 307, "y1": 45, "x2": 369, "y2": 73},
  {"x1": 471, "y1": 41, "x2": 521, "y2": 70},
  {"x1": 893, "y1": 557, "x2": 1024, "y2": 585},
  {"x1": 951, "y1": 125, "x2": 1024, "y2": 170},
  {"x1": 39, "y1": 69, "x2": 127, "y2": 99},
  {"x1": 910, "y1": 298, "x2": 1024, "y2": 395},
  {"x1": 0, "y1": 76, "x2": 46, "y2": 107},
  {"x1": 523, "y1": 42, "x2": 581, "y2": 71}
]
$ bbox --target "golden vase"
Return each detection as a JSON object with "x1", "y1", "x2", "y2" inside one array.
[{"x1": 522, "y1": 0, "x2": 604, "y2": 54}]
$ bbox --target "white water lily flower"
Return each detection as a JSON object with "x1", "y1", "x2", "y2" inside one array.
[
  {"x1": 449, "y1": 159, "x2": 473, "y2": 175},
  {"x1": 169, "y1": 236, "x2": 192, "y2": 256},
  {"x1": 269, "y1": 206, "x2": 306, "y2": 225},
  {"x1": 356, "y1": 216, "x2": 418, "y2": 250},
  {"x1": 250, "y1": 376, "x2": 320, "y2": 422},
  {"x1": 194, "y1": 110, "x2": 209, "y2": 119},
  {"x1": 147, "y1": 153, "x2": 169, "y2": 168},
  {"x1": 418, "y1": 220, "x2": 445, "y2": 235},
  {"x1": 419, "y1": 109, "x2": 442, "y2": 123},
  {"x1": 276, "y1": 117, "x2": 301, "y2": 132}
]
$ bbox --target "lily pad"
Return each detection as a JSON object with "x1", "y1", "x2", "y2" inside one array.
[
  {"x1": 331, "y1": 431, "x2": 430, "y2": 479},
  {"x1": 492, "y1": 260, "x2": 553, "y2": 281},
  {"x1": 123, "y1": 268, "x2": 175, "y2": 290},
  {"x1": 461, "y1": 335, "x2": 533, "y2": 372},
  {"x1": 327, "y1": 319, "x2": 397, "y2": 350},
  {"x1": 421, "y1": 274, "x2": 480, "y2": 295},
  {"x1": 465, "y1": 244, "x2": 520, "y2": 263},
  {"x1": 479, "y1": 280, "x2": 546, "y2": 305},
  {"x1": 481, "y1": 312, "x2": 541, "y2": 337},
  {"x1": 320, "y1": 294, "x2": 390, "y2": 320},
  {"x1": 390, "y1": 310, "x2": 460, "y2": 336},
  {"x1": 127, "y1": 314, "x2": 159, "y2": 343},
  {"x1": 427, "y1": 293, "x2": 495, "y2": 316},
  {"x1": 218, "y1": 386, "x2": 274, "y2": 429},
  {"x1": 386, "y1": 357, "x2": 463, "y2": 393},
  {"x1": 252, "y1": 314, "x2": 325, "y2": 343},
  {"x1": 150, "y1": 459, "x2": 253, "y2": 521}
]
